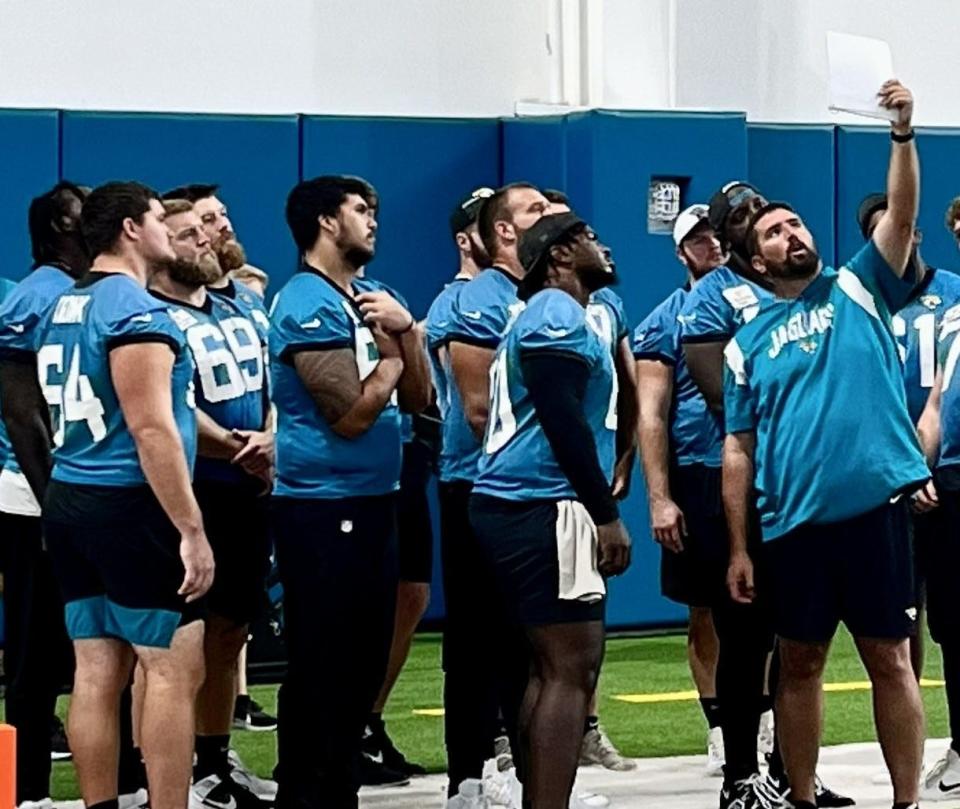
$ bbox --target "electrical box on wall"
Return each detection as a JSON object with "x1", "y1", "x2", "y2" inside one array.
[{"x1": 647, "y1": 176, "x2": 689, "y2": 234}]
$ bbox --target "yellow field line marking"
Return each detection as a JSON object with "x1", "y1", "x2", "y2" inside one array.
[{"x1": 411, "y1": 678, "x2": 946, "y2": 716}]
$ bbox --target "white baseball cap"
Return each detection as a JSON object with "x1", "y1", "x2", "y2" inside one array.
[{"x1": 672, "y1": 204, "x2": 710, "y2": 246}]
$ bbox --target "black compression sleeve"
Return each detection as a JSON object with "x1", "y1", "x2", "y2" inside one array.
[{"x1": 520, "y1": 350, "x2": 619, "y2": 525}]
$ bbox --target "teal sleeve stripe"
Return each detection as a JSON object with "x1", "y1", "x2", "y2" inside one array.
[{"x1": 65, "y1": 596, "x2": 182, "y2": 649}]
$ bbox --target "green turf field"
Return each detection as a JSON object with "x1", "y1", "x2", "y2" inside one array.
[{"x1": 50, "y1": 626, "x2": 950, "y2": 799}]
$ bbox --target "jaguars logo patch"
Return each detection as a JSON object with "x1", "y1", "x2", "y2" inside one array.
[{"x1": 920, "y1": 294, "x2": 942, "y2": 310}]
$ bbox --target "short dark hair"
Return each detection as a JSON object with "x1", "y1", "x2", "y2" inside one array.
[
  {"x1": 81, "y1": 181, "x2": 159, "y2": 260},
  {"x1": 27, "y1": 181, "x2": 88, "y2": 267},
  {"x1": 477, "y1": 182, "x2": 540, "y2": 257},
  {"x1": 161, "y1": 183, "x2": 219, "y2": 203},
  {"x1": 285, "y1": 175, "x2": 377, "y2": 252},
  {"x1": 542, "y1": 188, "x2": 570, "y2": 207}
]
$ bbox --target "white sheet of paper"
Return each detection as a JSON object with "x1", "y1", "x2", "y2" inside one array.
[{"x1": 827, "y1": 31, "x2": 897, "y2": 121}]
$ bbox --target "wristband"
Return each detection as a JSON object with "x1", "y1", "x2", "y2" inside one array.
[
  {"x1": 891, "y1": 129, "x2": 915, "y2": 143},
  {"x1": 396, "y1": 316, "x2": 416, "y2": 335}
]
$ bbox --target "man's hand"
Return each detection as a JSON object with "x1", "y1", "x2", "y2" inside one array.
[
  {"x1": 727, "y1": 551, "x2": 755, "y2": 604},
  {"x1": 878, "y1": 79, "x2": 914, "y2": 133},
  {"x1": 597, "y1": 518, "x2": 632, "y2": 577},
  {"x1": 178, "y1": 530, "x2": 215, "y2": 603},
  {"x1": 650, "y1": 496, "x2": 686, "y2": 554},
  {"x1": 911, "y1": 479, "x2": 939, "y2": 513},
  {"x1": 230, "y1": 429, "x2": 274, "y2": 475},
  {"x1": 357, "y1": 291, "x2": 415, "y2": 334}
]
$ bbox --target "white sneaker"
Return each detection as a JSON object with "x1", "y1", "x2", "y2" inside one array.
[
  {"x1": 921, "y1": 746, "x2": 960, "y2": 801},
  {"x1": 19, "y1": 800, "x2": 54, "y2": 809},
  {"x1": 118, "y1": 789, "x2": 149, "y2": 809},
  {"x1": 706, "y1": 726, "x2": 725, "y2": 777},
  {"x1": 579, "y1": 727, "x2": 636, "y2": 771},
  {"x1": 570, "y1": 793, "x2": 610, "y2": 808},
  {"x1": 758, "y1": 709, "x2": 775, "y2": 757},
  {"x1": 227, "y1": 749, "x2": 277, "y2": 801}
]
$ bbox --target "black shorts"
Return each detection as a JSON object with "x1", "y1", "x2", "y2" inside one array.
[
  {"x1": 469, "y1": 493, "x2": 605, "y2": 627},
  {"x1": 921, "y1": 486, "x2": 960, "y2": 644},
  {"x1": 661, "y1": 464, "x2": 729, "y2": 607},
  {"x1": 43, "y1": 480, "x2": 204, "y2": 649},
  {"x1": 396, "y1": 439, "x2": 435, "y2": 584},
  {"x1": 194, "y1": 477, "x2": 271, "y2": 626},
  {"x1": 764, "y1": 500, "x2": 916, "y2": 643}
]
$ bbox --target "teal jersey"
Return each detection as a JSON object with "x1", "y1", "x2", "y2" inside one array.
[
  {"x1": 425, "y1": 277, "x2": 473, "y2": 482},
  {"x1": 152, "y1": 291, "x2": 267, "y2": 483},
  {"x1": 724, "y1": 241, "x2": 929, "y2": 540},
  {"x1": 269, "y1": 268, "x2": 401, "y2": 498},
  {"x1": 0, "y1": 277, "x2": 21, "y2": 469},
  {"x1": 474, "y1": 289, "x2": 616, "y2": 501},
  {"x1": 0, "y1": 266, "x2": 78, "y2": 476},
  {"x1": 39, "y1": 273, "x2": 197, "y2": 487},
  {"x1": 211, "y1": 278, "x2": 270, "y2": 340},
  {"x1": 588, "y1": 287, "x2": 630, "y2": 351},
  {"x1": 679, "y1": 266, "x2": 773, "y2": 342},
  {"x1": 933, "y1": 302, "x2": 960, "y2": 480},
  {"x1": 891, "y1": 268, "x2": 960, "y2": 424},
  {"x1": 447, "y1": 266, "x2": 524, "y2": 350},
  {"x1": 634, "y1": 287, "x2": 722, "y2": 467}
]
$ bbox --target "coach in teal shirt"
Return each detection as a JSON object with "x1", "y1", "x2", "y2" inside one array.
[{"x1": 722, "y1": 80, "x2": 926, "y2": 809}]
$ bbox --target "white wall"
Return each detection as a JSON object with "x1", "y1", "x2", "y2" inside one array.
[
  {"x1": 2, "y1": 0, "x2": 959, "y2": 124},
  {"x1": 0, "y1": 0, "x2": 556, "y2": 116},
  {"x1": 673, "y1": 0, "x2": 960, "y2": 126}
]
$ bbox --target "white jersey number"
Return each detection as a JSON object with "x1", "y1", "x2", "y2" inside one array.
[
  {"x1": 188, "y1": 318, "x2": 264, "y2": 404},
  {"x1": 484, "y1": 350, "x2": 517, "y2": 454},
  {"x1": 893, "y1": 312, "x2": 936, "y2": 388},
  {"x1": 37, "y1": 343, "x2": 107, "y2": 446}
]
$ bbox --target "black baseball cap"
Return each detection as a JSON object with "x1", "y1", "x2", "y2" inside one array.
[
  {"x1": 857, "y1": 193, "x2": 887, "y2": 239},
  {"x1": 708, "y1": 181, "x2": 762, "y2": 233},
  {"x1": 517, "y1": 213, "x2": 587, "y2": 300},
  {"x1": 449, "y1": 187, "x2": 495, "y2": 237}
]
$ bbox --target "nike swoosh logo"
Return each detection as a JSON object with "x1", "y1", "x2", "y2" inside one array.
[
  {"x1": 300, "y1": 318, "x2": 322, "y2": 329},
  {"x1": 463, "y1": 310, "x2": 482, "y2": 320},
  {"x1": 543, "y1": 327, "x2": 570, "y2": 338},
  {"x1": 8, "y1": 324, "x2": 24, "y2": 333},
  {"x1": 940, "y1": 781, "x2": 960, "y2": 792},
  {"x1": 131, "y1": 314, "x2": 153, "y2": 323},
  {"x1": 365, "y1": 751, "x2": 384, "y2": 764}
]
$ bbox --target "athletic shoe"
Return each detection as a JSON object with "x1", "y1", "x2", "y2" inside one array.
[
  {"x1": 719, "y1": 774, "x2": 782, "y2": 809},
  {"x1": 227, "y1": 750, "x2": 277, "y2": 802},
  {"x1": 358, "y1": 752, "x2": 410, "y2": 787},
  {"x1": 18, "y1": 800, "x2": 54, "y2": 809},
  {"x1": 706, "y1": 726, "x2": 725, "y2": 776},
  {"x1": 233, "y1": 697, "x2": 277, "y2": 733},
  {"x1": 571, "y1": 792, "x2": 610, "y2": 808},
  {"x1": 493, "y1": 734, "x2": 514, "y2": 771},
  {"x1": 118, "y1": 789, "x2": 149, "y2": 809},
  {"x1": 364, "y1": 715, "x2": 427, "y2": 776},
  {"x1": 758, "y1": 710, "x2": 775, "y2": 757},
  {"x1": 765, "y1": 770, "x2": 853, "y2": 809},
  {"x1": 921, "y1": 746, "x2": 960, "y2": 801},
  {"x1": 481, "y1": 758, "x2": 522, "y2": 808},
  {"x1": 579, "y1": 727, "x2": 636, "y2": 771},
  {"x1": 190, "y1": 773, "x2": 264, "y2": 809},
  {"x1": 50, "y1": 716, "x2": 71, "y2": 761}
]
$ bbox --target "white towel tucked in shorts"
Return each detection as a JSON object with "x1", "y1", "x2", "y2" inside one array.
[{"x1": 555, "y1": 500, "x2": 606, "y2": 603}]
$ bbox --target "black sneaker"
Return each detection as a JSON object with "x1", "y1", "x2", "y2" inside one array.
[
  {"x1": 50, "y1": 716, "x2": 71, "y2": 761},
  {"x1": 767, "y1": 770, "x2": 855, "y2": 808},
  {"x1": 364, "y1": 717, "x2": 426, "y2": 777},
  {"x1": 191, "y1": 772, "x2": 264, "y2": 809},
  {"x1": 233, "y1": 696, "x2": 277, "y2": 732},
  {"x1": 358, "y1": 753, "x2": 410, "y2": 788},
  {"x1": 719, "y1": 774, "x2": 782, "y2": 809}
]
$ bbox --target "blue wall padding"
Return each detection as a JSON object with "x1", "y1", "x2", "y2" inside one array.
[
  {"x1": 502, "y1": 110, "x2": 748, "y2": 627},
  {"x1": 749, "y1": 124, "x2": 837, "y2": 268},
  {"x1": 837, "y1": 126, "x2": 960, "y2": 273},
  {"x1": 301, "y1": 116, "x2": 500, "y2": 622},
  {"x1": 301, "y1": 116, "x2": 501, "y2": 319},
  {"x1": 60, "y1": 112, "x2": 300, "y2": 290},
  {"x1": 7, "y1": 106, "x2": 960, "y2": 631},
  {"x1": 0, "y1": 110, "x2": 60, "y2": 282}
]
